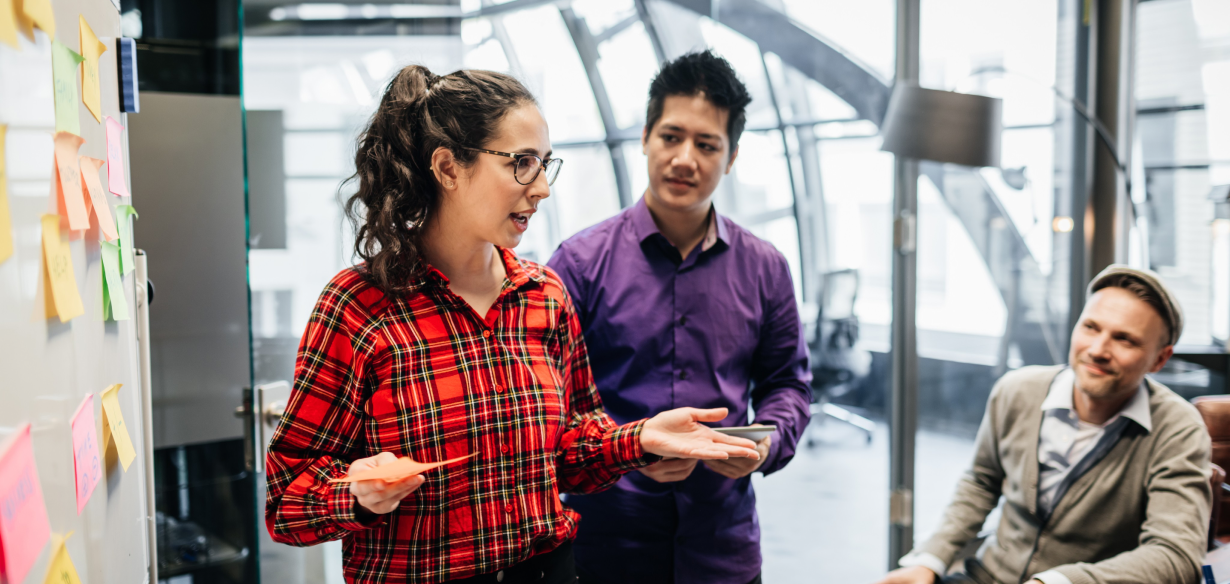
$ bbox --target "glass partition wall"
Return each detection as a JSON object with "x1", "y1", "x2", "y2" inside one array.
[{"x1": 237, "y1": 0, "x2": 1179, "y2": 582}]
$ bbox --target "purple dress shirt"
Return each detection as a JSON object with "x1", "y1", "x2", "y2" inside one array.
[{"x1": 547, "y1": 197, "x2": 812, "y2": 584}]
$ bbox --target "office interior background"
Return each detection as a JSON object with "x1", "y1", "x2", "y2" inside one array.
[{"x1": 3, "y1": 0, "x2": 1226, "y2": 583}]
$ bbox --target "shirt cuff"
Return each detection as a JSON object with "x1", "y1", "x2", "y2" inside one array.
[
  {"x1": 328, "y1": 479, "x2": 385, "y2": 532},
  {"x1": 1030, "y1": 570, "x2": 1073, "y2": 584},
  {"x1": 897, "y1": 550, "x2": 948, "y2": 578},
  {"x1": 605, "y1": 419, "x2": 661, "y2": 470}
]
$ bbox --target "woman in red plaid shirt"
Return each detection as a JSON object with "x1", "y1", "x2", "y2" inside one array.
[{"x1": 263, "y1": 65, "x2": 760, "y2": 584}]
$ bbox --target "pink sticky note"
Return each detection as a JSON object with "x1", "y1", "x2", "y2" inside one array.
[
  {"x1": 71, "y1": 395, "x2": 102, "y2": 515},
  {"x1": 105, "y1": 117, "x2": 130, "y2": 198},
  {"x1": 0, "y1": 424, "x2": 52, "y2": 584}
]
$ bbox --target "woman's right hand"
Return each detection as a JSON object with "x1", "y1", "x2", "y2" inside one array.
[{"x1": 348, "y1": 452, "x2": 426, "y2": 515}]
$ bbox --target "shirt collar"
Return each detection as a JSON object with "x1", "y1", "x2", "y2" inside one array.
[
  {"x1": 419, "y1": 246, "x2": 544, "y2": 291},
  {"x1": 1041, "y1": 367, "x2": 1152, "y2": 432},
  {"x1": 629, "y1": 194, "x2": 729, "y2": 250}
]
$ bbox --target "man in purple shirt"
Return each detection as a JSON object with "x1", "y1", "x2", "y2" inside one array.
[{"x1": 547, "y1": 50, "x2": 813, "y2": 584}]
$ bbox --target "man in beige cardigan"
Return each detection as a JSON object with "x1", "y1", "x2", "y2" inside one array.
[{"x1": 875, "y1": 265, "x2": 1212, "y2": 584}]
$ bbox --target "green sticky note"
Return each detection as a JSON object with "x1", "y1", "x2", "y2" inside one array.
[
  {"x1": 100, "y1": 241, "x2": 128, "y2": 320},
  {"x1": 115, "y1": 204, "x2": 138, "y2": 275},
  {"x1": 51, "y1": 40, "x2": 84, "y2": 136}
]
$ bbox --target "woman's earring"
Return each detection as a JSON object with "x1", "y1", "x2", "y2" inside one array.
[{"x1": 445, "y1": 181, "x2": 454, "y2": 187}]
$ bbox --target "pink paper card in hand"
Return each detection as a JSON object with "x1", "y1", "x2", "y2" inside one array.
[
  {"x1": 71, "y1": 395, "x2": 102, "y2": 515},
  {"x1": 331, "y1": 453, "x2": 476, "y2": 484},
  {"x1": 0, "y1": 424, "x2": 52, "y2": 584}
]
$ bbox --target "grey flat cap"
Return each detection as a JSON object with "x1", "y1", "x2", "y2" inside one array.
[{"x1": 1087, "y1": 264, "x2": 1185, "y2": 346}]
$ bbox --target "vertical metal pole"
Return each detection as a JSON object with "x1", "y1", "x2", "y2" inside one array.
[
  {"x1": 135, "y1": 250, "x2": 159, "y2": 584},
  {"x1": 888, "y1": 0, "x2": 920, "y2": 568},
  {"x1": 1090, "y1": 0, "x2": 1133, "y2": 271},
  {"x1": 1066, "y1": 0, "x2": 1097, "y2": 335}
]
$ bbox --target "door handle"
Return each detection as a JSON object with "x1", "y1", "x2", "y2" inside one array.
[{"x1": 238, "y1": 381, "x2": 292, "y2": 474}]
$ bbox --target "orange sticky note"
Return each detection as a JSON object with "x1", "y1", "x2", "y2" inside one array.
[
  {"x1": 99, "y1": 384, "x2": 136, "y2": 470},
  {"x1": 0, "y1": 0, "x2": 18, "y2": 48},
  {"x1": 19, "y1": 0, "x2": 53, "y2": 40},
  {"x1": 41, "y1": 214, "x2": 84, "y2": 322},
  {"x1": 80, "y1": 157, "x2": 117, "y2": 241},
  {"x1": 78, "y1": 17, "x2": 106, "y2": 124},
  {"x1": 0, "y1": 124, "x2": 12, "y2": 264},
  {"x1": 0, "y1": 424, "x2": 53, "y2": 584},
  {"x1": 70, "y1": 395, "x2": 101, "y2": 515},
  {"x1": 330, "y1": 453, "x2": 476, "y2": 483},
  {"x1": 53, "y1": 132, "x2": 89, "y2": 231}
]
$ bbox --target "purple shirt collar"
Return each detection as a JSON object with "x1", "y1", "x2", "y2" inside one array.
[{"x1": 629, "y1": 194, "x2": 729, "y2": 253}]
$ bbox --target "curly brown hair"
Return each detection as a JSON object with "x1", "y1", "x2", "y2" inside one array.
[{"x1": 344, "y1": 65, "x2": 537, "y2": 296}]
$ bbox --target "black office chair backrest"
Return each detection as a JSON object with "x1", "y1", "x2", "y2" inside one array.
[{"x1": 820, "y1": 269, "x2": 859, "y2": 322}]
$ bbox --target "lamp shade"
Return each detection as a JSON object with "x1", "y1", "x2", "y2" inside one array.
[{"x1": 879, "y1": 84, "x2": 1003, "y2": 168}]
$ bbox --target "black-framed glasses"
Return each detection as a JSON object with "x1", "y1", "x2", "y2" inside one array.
[{"x1": 464, "y1": 147, "x2": 564, "y2": 186}]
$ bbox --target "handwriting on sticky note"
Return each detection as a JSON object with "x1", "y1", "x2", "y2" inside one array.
[
  {"x1": 100, "y1": 242, "x2": 129, "y2": 321},
  {"x1": 41, "y1": 214, "x2": 84, "y2": 322},
  {"x1": 42, "y1": 533, "x2": 83, "y2": 584},
  {"x1": 80, "y1": 157, "x2": 118, "y2": 242},
  {"x1": 78, "y1": 17, "x2": 106, "y2": 123},
  {"x1": 331, "y1": 453, "x2": 476, "y2": 484},
  {"x1": 53, "y1": 132, "x2": 89, "y2": 231},
  {"x1": 51, "y1": 41, "x2": 83, "y2": 135},
  {"x1": 115, "y1": 205, "x2": 138, "y2": 274},
  {"x1": 100, "y1": 385, "x2": 136, "y2": 471},
  {"x1": 0, "y1": 124, "x2": 11, "y2": 264},
  {"x1": 105, "y1": 117, "x2": 130, "y2": 197},
  {"x1": 70, "y1": 396, "x2": 101, "y2": 515},
  {"x1": 0, "y1": 424, "x2": 52, "y2": 584},
  {"x1": 20, "y1": 0, "x2": 54, "y2": 40}
]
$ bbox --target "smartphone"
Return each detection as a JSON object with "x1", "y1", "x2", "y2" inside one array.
[{"x1": 713, "y1": 425, "x2": 776, "y2": 443}]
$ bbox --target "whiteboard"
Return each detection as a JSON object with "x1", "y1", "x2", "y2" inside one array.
[{"x1": 0, "y1": 0, "x2": 152, "y2": 584}]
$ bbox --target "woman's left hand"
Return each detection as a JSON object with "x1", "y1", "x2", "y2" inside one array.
[{"x1": 640, "y1": 407, "x2": 760, "y2": 460}]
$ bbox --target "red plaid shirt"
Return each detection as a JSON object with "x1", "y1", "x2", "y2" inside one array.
[{"x1": 264, "y1": 248, "x2": 655, "y2": 583}]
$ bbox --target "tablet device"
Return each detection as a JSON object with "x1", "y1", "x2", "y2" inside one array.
[{"x1": 714, "y1": 425, "x2": 776, "y2": 443}]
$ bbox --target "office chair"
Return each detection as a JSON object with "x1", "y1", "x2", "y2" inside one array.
[{"x1": 805, "y1": 269, "x2": 875, "y2": 446}]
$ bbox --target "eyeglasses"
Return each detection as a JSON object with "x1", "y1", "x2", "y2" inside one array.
[{"x1": 464, "y1": 148, "x2": 564, "y2": 186}]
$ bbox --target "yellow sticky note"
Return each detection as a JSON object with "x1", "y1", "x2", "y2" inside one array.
[
  {"x1": 78, "y1": 17, "x2": 106, "y2": 124},
  {"x1": 100, "y1": 384, "x2": 136, "y2": 471},
  {"x1": 43, "y1": 533, "x2": 83, "y2": 584},
  {"x1": 41, "y1": 214, "x2": 84, "y2": 322},
  {"x1": 20, "y1": 0, "x2": 53, "y2": 40},
  {"x1": 0, "y1": 0, "x2": 18, "y2": 48},
  {"x1": 0, "y1": 125, "x2": 11, "y2": 264}
]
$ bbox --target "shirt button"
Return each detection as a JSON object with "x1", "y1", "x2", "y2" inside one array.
[
  {"x1": 505, "y1": 503, "x2": 514, "y2": 514},
  {"x1": 679, "y1": 370, "x2": 689, "y2": 380},
  {"x1": 494, "y1": 384, "x2": 504, "y2": 393},
  {"x1": 501, "y1": 444, "x2": 510, "y2": 454},
  {"x1": 679, "y1": 316, "x2": 687, "y2": 326},
  {"x1": 483, "y1": 330, "x2": 492, "y2": 338},
  {"x1": 496, "y1": 570, "x2": 504, "y2": 582}
]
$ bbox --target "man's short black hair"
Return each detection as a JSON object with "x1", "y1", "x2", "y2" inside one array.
[{"x1": 645, "y1": 50, "x2": 752, "y2": 156}]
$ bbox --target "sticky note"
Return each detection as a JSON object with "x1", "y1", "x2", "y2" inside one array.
[
  {"x1": 104, "y1": 117, "x2": 130, "y2": 197},
  {"x1": 100, "y1": 241, "x2": 128, "y2": 321},
  {"x1": 52, "y1": 41, "x2": 83, "y2": 136},
  {"x1": 100, "y1": 384, "x2": 136, "y2": 471},
  {"x1": 115, "y1": 204, "x2": 137, "y2": 275},
  {"x1": 41, "y1": 214, "x2": 85, "y2": 322},
  {"x1": 80, "y1": 157, "x2": 117, "y2": 241},
  {"x1": 52, "y1": 132, "x2": 89, "y2": 231},
  {"x1": 0, "y1": 0, "x2": 18, "y2": 48},
  {"x1": 0, "y1": 424, "x2": 52, "y2": 584},
  {"x1": 20, "y1": 0, "x2": 53, "y2": 40},
  {"x1": 70, "y1": 396, "x2": 101, "y2": 515},
  {"x1": 42, "y1": 533, "x2": 83, "y2": 584},
  {"x1": 78, "y1": 17, "x2": 106, "y2": 124},
  {"x1": 331, "y1": 453, "x2": 476, "y2": 483},
  {"x1": 0, "y1": 124, "x2": 11, "y2": 264}
]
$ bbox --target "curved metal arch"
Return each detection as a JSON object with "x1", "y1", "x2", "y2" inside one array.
[{"x1": 660, "y1": 0, "x2": 892, "y2": 126}]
